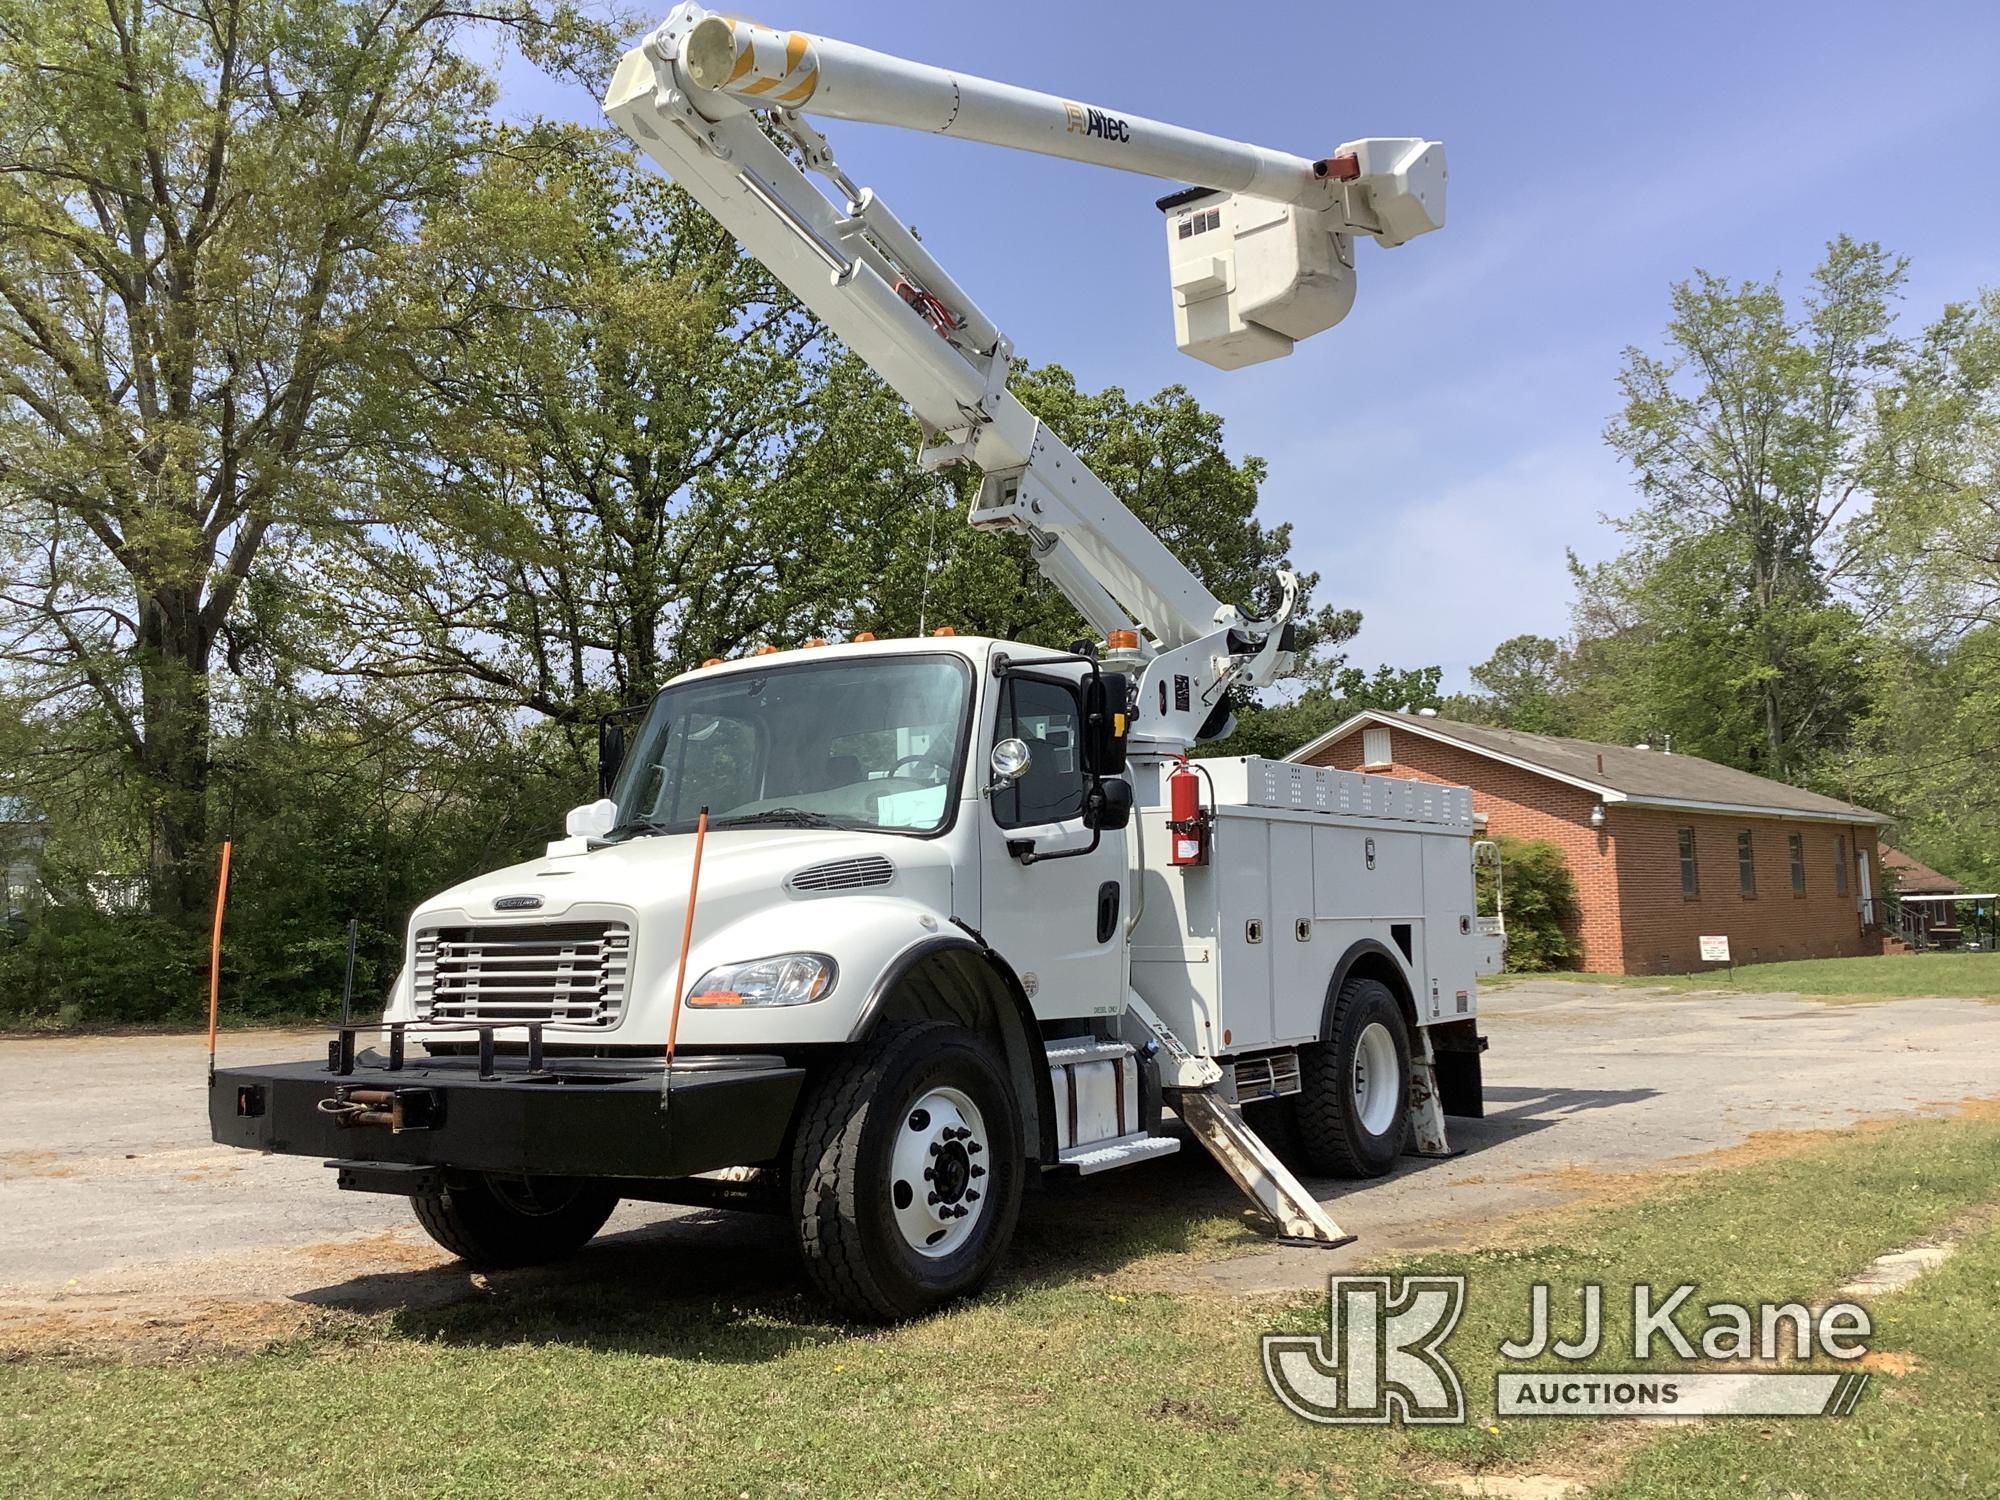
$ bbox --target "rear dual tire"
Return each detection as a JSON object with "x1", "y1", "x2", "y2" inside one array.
[{"x1": 1289, "y1": 976, "x2": 1412, "y2": 1178}]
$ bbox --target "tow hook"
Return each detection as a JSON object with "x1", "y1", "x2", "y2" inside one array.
[{"x1": 315, "y1": 1085, "x2": 442, "y2": 1133}]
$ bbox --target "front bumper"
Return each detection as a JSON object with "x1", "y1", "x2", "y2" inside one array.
[{"x1": 210, "y1": 1047, "x2": 805, "y2": 1181}]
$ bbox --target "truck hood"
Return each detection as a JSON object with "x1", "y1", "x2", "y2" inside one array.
[{"x1": 411, "y1": 825, "x2": 955, "y2": 931}]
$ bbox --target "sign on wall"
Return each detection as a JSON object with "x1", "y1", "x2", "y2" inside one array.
[{"x1": 1698, "y1": 934, "x2": 1731, "y2": 963}]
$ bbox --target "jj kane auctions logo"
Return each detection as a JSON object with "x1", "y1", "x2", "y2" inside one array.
[{"x1": 1265, "y1": 1276, "x2": 1875, "y2": 1425}]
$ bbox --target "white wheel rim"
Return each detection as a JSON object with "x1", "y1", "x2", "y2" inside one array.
[
  {"x1": 889, "y1": 1085, "x2": 990, "y2": 1258},
  {"x1": 1351, "y1": 1022, "x2": 1400, "y2": 1137}
]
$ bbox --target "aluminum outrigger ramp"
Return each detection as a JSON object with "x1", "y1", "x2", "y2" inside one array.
[
  {"x1": 1121, "y1": 994, "x2": 1351, "y2": 1246},
  {"x1": 1172, "y1": 1089, "x2": 1353, "y2": 1246}
]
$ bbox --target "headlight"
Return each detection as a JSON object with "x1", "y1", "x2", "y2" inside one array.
[{"x1": 686, "y1": 952, "x2": 837, "y2": 1008}]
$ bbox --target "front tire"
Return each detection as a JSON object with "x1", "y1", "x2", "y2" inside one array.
[
  {"x1": 790, "y1": 1020, "x2": 1025, "y2": 1321},
  {"x1": 1290, "y1": 976, "x2": 1412, "y2": 1177},
  {"x1": 411, "y1": 1174, "x2": 618, "y2": 1267}
]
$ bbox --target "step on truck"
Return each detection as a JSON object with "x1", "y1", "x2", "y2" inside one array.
[{"x1": 210, "y1": 6, "x2": 1497, "y2": 1321}]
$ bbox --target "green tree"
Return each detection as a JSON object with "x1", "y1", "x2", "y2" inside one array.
[
  {"x1": 323, "y1": 133, "x2": 1358, "y2": 728},
  {"x1": 0, "y1": 0, "x2": 549, "y2": 921},
  {"x1": 1443, "y1": 633, "x2": 1577, "y2": 734},
  {"x1": 1846, "y1": 290, "x2": 2000, "y2": 886},
  {"x1": 1590, "y1": 236, "x2": 1901, "y2": 779},
  {"x1": 1490, "y1": 834, "x2": 1578, "y2": 972},
  {"x1": 1204, "y1": 663, "x2": 1442, "y2": 761}
]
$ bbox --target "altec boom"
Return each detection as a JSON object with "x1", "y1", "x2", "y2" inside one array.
[{"x1": 210, "y1": 7, "x2": 1493, "y2": 1322}]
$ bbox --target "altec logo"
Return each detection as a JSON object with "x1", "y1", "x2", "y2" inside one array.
[
  {"x1": 1062, "y1": 100, "x2": 1131, "y2": 142},
  {"x1": 1263, "y1": 1276, "x2": 1467, "y2": 1425}
]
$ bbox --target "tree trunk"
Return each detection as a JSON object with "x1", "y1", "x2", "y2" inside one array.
[{"x1": 136, "y1": 585, "x2": 214, "y2": 925}]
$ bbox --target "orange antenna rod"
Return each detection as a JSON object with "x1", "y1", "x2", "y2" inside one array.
[
  {"x1": 665, "y1": 808, "x2": 710, "y2": 1065},
  {"x1": 205, "y1": 840, "x2": 233, "y2": 1082}
]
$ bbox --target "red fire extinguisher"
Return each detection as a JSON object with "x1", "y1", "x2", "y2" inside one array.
[{"x1": 1168, "y1": 756, "x2": 1210, "y2": 866}]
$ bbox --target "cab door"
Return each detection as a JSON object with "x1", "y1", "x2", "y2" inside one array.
[{"x1": 975, "y1": 668, "x2": 1128, "y2": 1020}]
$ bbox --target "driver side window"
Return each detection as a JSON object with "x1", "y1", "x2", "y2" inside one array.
[{"x1": 993, "y1": 677, "x2": 1086, "y2": 829}]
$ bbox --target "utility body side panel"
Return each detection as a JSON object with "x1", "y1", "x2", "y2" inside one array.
[{"x1": 1127, "y1": 757, "x2": 1480, "y2": 1060}]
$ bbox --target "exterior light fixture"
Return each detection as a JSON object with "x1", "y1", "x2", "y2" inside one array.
[{"x1": 1590, "y1": 803, "x2": 1607, "y2": 828}]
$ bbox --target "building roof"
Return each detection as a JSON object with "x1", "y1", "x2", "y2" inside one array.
[
  {"x1": 1879, "y1": 845, "x2": 1963, "y2": 895},
  {"x1": 1291, "y1": 710, "x2": 1889, "y2": 826}
]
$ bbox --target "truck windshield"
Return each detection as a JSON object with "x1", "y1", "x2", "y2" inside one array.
[{"x1": 606, "y1": 654, "x2": 972, "y2": 838}]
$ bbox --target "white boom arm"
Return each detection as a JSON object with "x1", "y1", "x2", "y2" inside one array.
[{"x1": 605, "y1": 6, "x2": 1445, "y2": 748}]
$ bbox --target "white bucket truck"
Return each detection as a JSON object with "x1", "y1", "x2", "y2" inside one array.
[{"x1": 212, "y1": 7, "x2": 1494, "y2": 1321}]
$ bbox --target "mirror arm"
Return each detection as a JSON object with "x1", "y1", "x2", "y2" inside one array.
[{"x1": 1013, "y1": 819, "x2": 1102, "y2": 867}]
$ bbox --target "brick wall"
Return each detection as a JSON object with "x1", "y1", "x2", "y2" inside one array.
[
  {"x1": 1301, "y1": 722, "x2": 1878, "y2": 974},
  {"x1": 1608, "y1": 809, "x2": 1877, "y2": 973}
]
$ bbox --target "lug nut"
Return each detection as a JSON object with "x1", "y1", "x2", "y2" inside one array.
[
  {"x1": 929, "y1": 1142, "x2": 941, "y2": 1157},
  {"x1": 923, "y1": 1167, "x2": 934, "y2": 1181},
  {"x1": 967, "y1": 1142, "x2": 982, "y2": 1155},
  {"x1": 969, "y1": 1164, "x2": 985, "y2": 1178},
  {"x1": 927, "y1": 1191, "x2": 939, "y2": 1205},
  {"x1": 965, "y1": 1190, "x2": 980, "y2": 1202}
]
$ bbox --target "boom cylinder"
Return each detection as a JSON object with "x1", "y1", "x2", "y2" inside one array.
[{"x1": 679, "y1": 12, "x2": 1325, "y2": 205}]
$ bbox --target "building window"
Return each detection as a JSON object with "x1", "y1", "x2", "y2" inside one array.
[
  {"x1": 1737, "y1": 830, "x2": 1756, "y2": 897},
  {"x1": 1678, "y1": 827, "x2": 1699, "y2": 897},
  {"x1": 1361, "y1": 726, "x2": 1391, "y2": 768},
  {"x1": 1789, "y1": 832, "x2": 1807, "y2": 895},
  {"x1": 1835, "y1": 835, "x2": 1850, "y2": 896}
]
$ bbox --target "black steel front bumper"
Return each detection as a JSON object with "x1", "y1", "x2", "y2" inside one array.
[{"x1": 210, "y1": 1039, "x2": 806, "y2": 1182}]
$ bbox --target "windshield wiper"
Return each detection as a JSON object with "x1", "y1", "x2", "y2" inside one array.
[
  {"x1": 599, "y1": 818, "x2": 675, "y2": 843},
  {"x1": 709, "y1": 807, "x2": 843, "y2": 829}
]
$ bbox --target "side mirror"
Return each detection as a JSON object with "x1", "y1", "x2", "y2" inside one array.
[
  {"x1": 1083, "y1": 776, "x2": 1133, "y2": 832},
  {"x1": 565, "y1": 798, "x2": 619, "y2": 839},
  {"x1": 1085, "y1": 672, "x2": 1132, "y2": 777},
  {"x1": 598, "y1": 718, "x2": 629, "y2": 799}
]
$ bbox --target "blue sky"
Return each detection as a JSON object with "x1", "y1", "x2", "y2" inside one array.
[{"x1": 496, "y1": 2, "x2": 2000, "y2": 688}]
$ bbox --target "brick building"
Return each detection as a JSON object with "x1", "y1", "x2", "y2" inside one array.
[{"x1": 1291, "y1": 711, "x2": 1890, "y2": 974}]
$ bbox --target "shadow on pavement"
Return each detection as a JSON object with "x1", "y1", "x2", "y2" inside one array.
[{"x1": 286, "y1": 1081, "x2": 1658, "y2": 1353}]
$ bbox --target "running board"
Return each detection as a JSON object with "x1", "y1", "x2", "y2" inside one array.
[
  {"x1": 1058, "y1": 1132, "x2": 1182, "y2": 1175},
  {"x1": 1172, "y1": 1089, "x2": 1352, "y2": 1246}
]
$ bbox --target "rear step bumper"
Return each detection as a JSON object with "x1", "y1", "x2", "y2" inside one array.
[{"x1": 210, "y1": 1053, "x2": 805, "y2": 1182}]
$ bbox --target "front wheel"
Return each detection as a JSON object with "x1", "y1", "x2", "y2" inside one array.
[
  {"x1": 790, "y1": 1020, "x2": 1025, "y2": 1321},
  {"x1": 1289, "y1": 976, "x2": 1412, "y2": 1177},
  {"x1": 410, "y1": 1174, "x2": 619, "y2": 1267}
]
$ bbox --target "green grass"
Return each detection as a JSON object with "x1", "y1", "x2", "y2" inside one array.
[
  {"x1": 1595, "y1": 1206, "x2": 2000, "y2": 1500},
  {"x1": 1490, "y1": 951, "x2": 2000, "y2": 1000},
  {"x1": 4, "y1": 1111, "x2": 1999, "y2": 1498}
]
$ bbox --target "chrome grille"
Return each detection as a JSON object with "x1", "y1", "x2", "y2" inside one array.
[
  {"x1": 787, "y1": 855, "x2": 895, "y2": 893},
  {"x1": 413, "y1": 921, "x2": 630, "y2": 1028}
]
